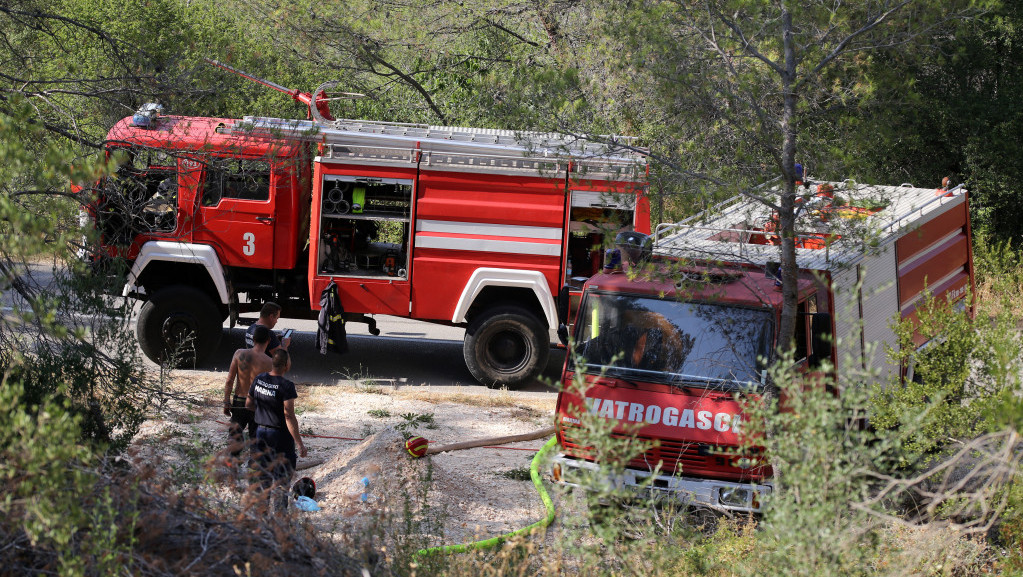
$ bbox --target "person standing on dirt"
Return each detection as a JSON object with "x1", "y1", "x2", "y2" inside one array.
[
  {"x1": 223, "y1": 324, "x2": 273, "y2": 457},
  {"x1": 246, "y1": 349, "x2": 307, "y2": 511},
  {"x1": 245, "y1": 302, "x2": 292, "y2": 357}
]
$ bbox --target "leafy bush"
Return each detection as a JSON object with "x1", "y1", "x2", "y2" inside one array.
[
  {"x1": 871, "y1": 289, "x2": 1021, "y2": 469},
  {"x1": 1, "y1": 103, "x2": 153, "y2": 451},
  {"x1": 0, "y1": 380, "x2": 133, "y2": 576}
]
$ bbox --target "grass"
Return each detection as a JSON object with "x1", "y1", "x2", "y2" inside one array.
[
  {"x1": 336, "y1": 365, "x2": 396, "y2": 394},
  {"x1": 368, "y1": 409, "x2": 391, "y2": 418},
  {"x1": 288, "y1": 381, "x2": 556, "y2": 414},
  {"x1": 497, "y1": 466, "x2": 532, "y2": 481},
  {"x1": 294, "y1": 385, "x2": 330, "y2": 413},
  {"x1": 395, "y1": 389, "x2": 555, "y2": 413}
]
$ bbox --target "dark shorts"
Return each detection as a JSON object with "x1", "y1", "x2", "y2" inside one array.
[
  {"x1": 228, "y1": 396, "x2": 256, "y2": 445},
  {"x1": 254, "y1": 426, "x2": 297, "y2": 486}
]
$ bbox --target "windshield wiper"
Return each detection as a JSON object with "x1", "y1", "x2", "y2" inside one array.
[
  {"x1": 669, "y1": 373, "x2": 760, "y2": 394},
  {"x1": 580, "y1": 363, "x2": 644, "y2": 388}
]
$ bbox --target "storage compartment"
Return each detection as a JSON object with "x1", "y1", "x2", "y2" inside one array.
[
  {"x1": 317, "y1": 176, "x2": 412, "y2": 278},
  {"x1": 567, "y1": 192, "x2": 637, "y2": 284}
]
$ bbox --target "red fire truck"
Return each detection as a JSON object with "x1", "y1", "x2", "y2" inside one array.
[
  {"x1": 88, "y1": 96, "x2": 649, "y2": 387},
  {"x1": 551, "y1": 178, "x2": 974, "y2": 511}
]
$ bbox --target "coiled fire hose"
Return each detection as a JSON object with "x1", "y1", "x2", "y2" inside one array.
[{"x1": 415, "y1": 435, "x2": 558, "y2": 557}]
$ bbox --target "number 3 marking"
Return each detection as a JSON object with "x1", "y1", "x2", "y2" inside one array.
[{"x1": 243, "y1": 232, "x2": 255, "y2": 256}]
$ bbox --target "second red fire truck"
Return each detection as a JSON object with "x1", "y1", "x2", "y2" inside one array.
[{"x1": 552, "y1": 178, "x2": 975, "y2": 511}]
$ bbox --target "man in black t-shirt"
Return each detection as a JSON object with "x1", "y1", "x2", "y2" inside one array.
[
  {"x1": 244, "y1": 302, "x2": 292, "y2": 357},
  {"x1": 246, "y1": 349, "x2": 306, "y2": 511}
]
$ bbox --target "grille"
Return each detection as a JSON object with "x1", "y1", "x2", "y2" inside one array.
[{"x1": 560, "y1": 426, "x2": 767, "y2": 482}]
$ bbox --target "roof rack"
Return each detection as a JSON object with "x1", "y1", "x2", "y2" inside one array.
[{"x1": 652, "y1": 180, "x2": 968, "y2": 270}]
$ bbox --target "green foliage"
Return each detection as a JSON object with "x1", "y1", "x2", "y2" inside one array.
[
  {"x1": 871, "y1": 289, "x2": 1021, "y2": 467},
  {"x1": 973, "y1": 231, "x2": 1023, "y2": 307},
  {"x1": 497, "y1": 466, "x2": 532, "y2": 482},
  {"x1": 1, "y1": 102, "x2": 152, "y2": 451},
  {"x1": 0, "y1": 380, "x2": 135, "y2": 576},
  {"x1": 394, "y1": 411, "x2": 436, "y2": 439},
  {"x1": 841, "y1": 1, "x2": 1023, "y2": 241},
  {"x1": 733, "y1": 352, "x2": 897, "y2": 576},
  {"x1": 997, "y1": 476, "x2": 1023, "y2": 575}
]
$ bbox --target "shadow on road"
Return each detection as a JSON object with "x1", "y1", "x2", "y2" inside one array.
[{"x1": 188, "y1": 328, "x2": 563, "y2": 394}]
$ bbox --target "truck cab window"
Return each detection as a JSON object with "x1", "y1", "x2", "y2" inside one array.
[
  {"x1": 203, "y1": 159, "x2": 271, "y2": 206},
  {"x1": 575, "y1": 291, "x2": 774, "y2": 388},
  {"x1": 98, "y1": 147, "x2": 178, "y2": 243}
]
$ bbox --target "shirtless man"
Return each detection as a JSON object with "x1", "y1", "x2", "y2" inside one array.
[{"x1": 223, "y1": 325, "x2": 274, "y2": 456}]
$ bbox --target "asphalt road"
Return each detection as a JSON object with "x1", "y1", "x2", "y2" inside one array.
[{"x1": 9, "y1": 261, "x2": 562, "y2": 397}]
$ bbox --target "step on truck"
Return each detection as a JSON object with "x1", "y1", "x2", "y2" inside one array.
[
  {"x1": 85, "y1": 86, "x2": 649, "y2": 387},
  {"x1": 551, "y1": 178, "x2": 974, "y2": 511}
]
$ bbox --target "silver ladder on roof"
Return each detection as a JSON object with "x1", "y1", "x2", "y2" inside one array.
[{"x1": 224, "y1": 116, "x2": 647, "y2": 166}]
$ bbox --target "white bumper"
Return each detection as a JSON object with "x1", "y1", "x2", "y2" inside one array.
[{"x1": 551, "y1": 453, "x2": 771, "y2": 513}]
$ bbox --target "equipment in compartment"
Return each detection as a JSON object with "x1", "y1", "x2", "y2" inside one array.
[
  {"x1": 318, "y1": 176, "x2": 412, "y2": 278},
  {"x1": 324, "y1": 181, "x2": 353, "y2": 215},
  {"x1": 320, "y1": 226, "x2": 355, "y2": 273},
  {"x1": 318, "y1": 218, "x2": 408, "y2": 277}
]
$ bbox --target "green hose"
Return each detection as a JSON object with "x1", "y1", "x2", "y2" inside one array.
[{"x1": 415, "y1": 435, "x2": 558, "y2": 557}]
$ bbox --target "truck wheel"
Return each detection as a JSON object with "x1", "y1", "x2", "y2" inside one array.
[
  {"x1": 463, "y1": 306, "x2": 549, "y2": 388},
  {"x1": 137, "y1": 287, "x2": 222, "y2": 368}
]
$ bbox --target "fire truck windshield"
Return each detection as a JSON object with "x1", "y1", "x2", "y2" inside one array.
[{"x1": 572, "y1": 291, "x2": 774, "y2": 389}]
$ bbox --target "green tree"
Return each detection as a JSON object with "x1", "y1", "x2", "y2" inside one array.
[
  {"x1": 0, "y1": 98, "x2": 154, "y2": 449},
  {"x1": 595, "y1": 0, "x2": 991, "y2": 346},
  {"x1": 845, "y1": 1, "x2": 1023, "y2": 242}
]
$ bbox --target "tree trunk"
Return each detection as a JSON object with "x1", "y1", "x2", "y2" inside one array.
[{"x1": 777, "y1": 5, "x2": 799, "y2": 350}]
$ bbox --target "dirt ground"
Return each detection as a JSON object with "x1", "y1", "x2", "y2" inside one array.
[{"x1": 130, "y1": 372, "x2": 562, "y2": 550}]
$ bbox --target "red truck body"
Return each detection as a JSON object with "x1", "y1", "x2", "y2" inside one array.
[
  {"x1": 90, "y1": 107, "x2": 649, "y2": 386},
  {"x1": 552, "y1": 179, "x2": 974, "y2": 511}
]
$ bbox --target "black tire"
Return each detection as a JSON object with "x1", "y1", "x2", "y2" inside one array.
[
  {"x1": 137, "y1": 286, "x2": 223, "y2": 368},
  {"x1": 463, "y1": 305, "x2": 549, "y2": 388}
]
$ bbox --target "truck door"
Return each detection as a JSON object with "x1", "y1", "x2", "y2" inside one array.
[
  {"x1": 566, "y1": 189, "x2": 638, "y2": 285},
  {"x1": 192, "y1": 157, "x2": 276, "y2": 269}
]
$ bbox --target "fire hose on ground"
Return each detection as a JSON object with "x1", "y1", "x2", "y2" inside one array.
[{"x1": 415, "y1": 435, "x2": 558, "y2": 557}]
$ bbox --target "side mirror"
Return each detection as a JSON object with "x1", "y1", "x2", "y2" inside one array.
[
  {"x1": 809, "y1": 312, "x2": 833, "y2": 367},
  {"x1": 557, "y1": 285, "x2": 571, "y2": 346}
]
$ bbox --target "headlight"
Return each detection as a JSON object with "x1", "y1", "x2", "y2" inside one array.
[{"x1": 718, "y1": 487, "x2": 752, "y2": 508}]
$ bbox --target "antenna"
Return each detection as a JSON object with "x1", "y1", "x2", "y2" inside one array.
[{"x1": 204, "y1": 58, "x2": 364, "y2": 123}]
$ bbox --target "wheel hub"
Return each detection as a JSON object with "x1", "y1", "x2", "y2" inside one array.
[
  {"x1": 487, "y1": 330, "x2": 529, "y2": 372},
  {"x1": 162, "y1": 312, "x2": 199, "y2": 350}
]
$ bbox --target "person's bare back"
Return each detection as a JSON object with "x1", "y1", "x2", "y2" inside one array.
[{"x1": 229, "y1": 348, "x2": 272, "y2": 398}]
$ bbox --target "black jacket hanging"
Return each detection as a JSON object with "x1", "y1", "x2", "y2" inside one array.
[{"x1": 316, "y1": 280, "x2": 348, "y2": 354}]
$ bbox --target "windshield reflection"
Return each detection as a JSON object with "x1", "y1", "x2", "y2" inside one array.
[{"x1": 573, "y1": 291, "x2": 773, "y2": 389}]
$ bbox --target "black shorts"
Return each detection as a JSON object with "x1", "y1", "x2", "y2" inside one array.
[{"x1": 229, "y1": 395, "x2": 256, "y2": 439}]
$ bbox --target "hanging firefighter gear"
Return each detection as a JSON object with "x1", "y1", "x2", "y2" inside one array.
[{"x1": 317, "y1": 280, "x2": 348, "y2": 354}]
